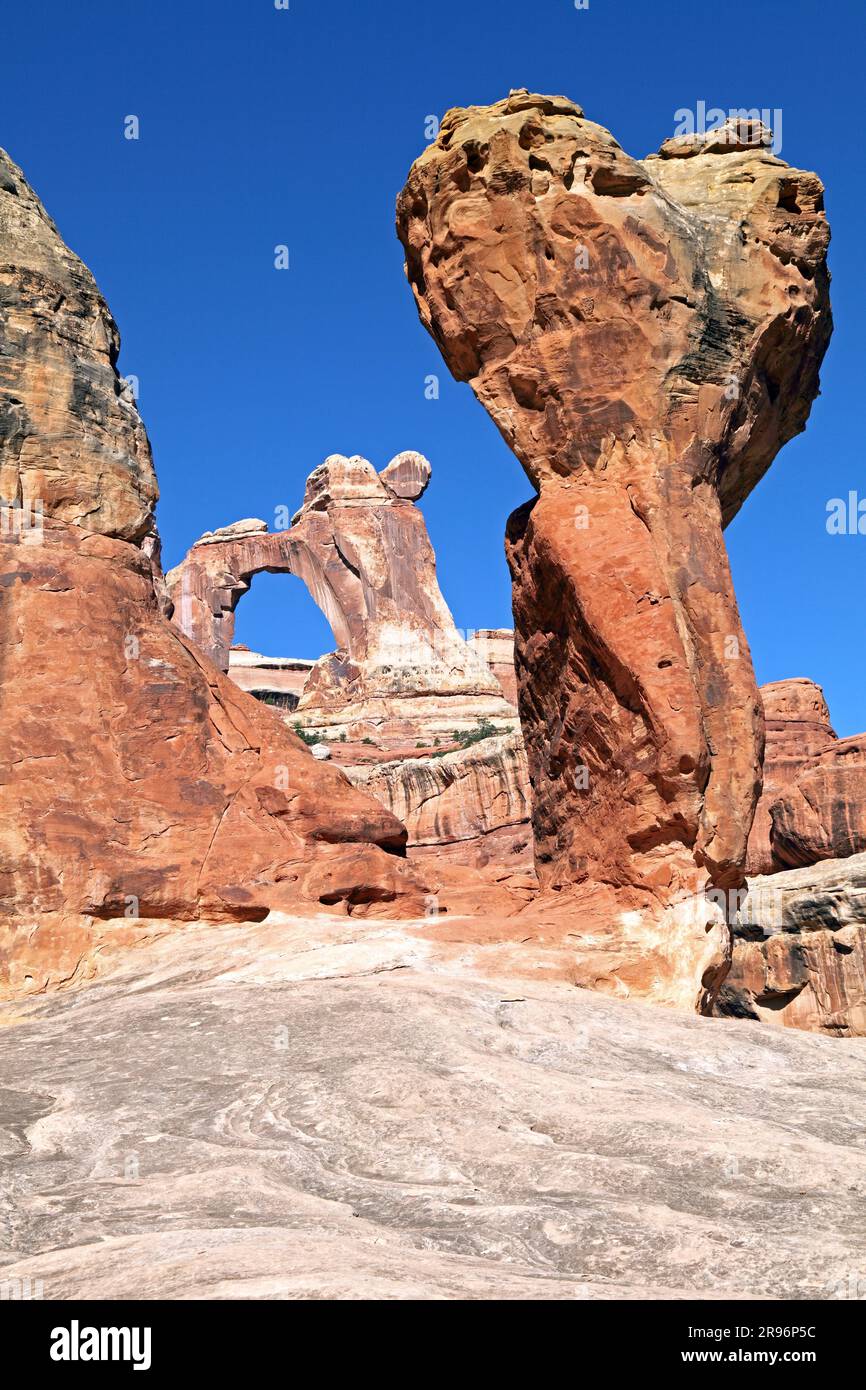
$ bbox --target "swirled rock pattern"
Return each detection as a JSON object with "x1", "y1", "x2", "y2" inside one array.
[
  {"x1": 0, "y1": 146, "x2": 422, "y2": 956},
  {"x1": 1, "y1": 913, "x2": 865, "y2": 1300},
  {"x1": 397, "y1": 90, "x2": 832, "y2": 1009}
]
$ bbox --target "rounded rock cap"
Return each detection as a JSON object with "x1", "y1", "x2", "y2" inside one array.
[{"x1": 379, "y1": 451, "x2": 432, "y2": 501}]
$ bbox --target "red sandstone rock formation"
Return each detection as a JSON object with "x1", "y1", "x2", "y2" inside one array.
[
  {"x1": 468, "y1": 628, "x2": 518, "y2": 705},
  {"x1": 397, "y1": 91, "x2": 832, "y2": 1009},
  {"x1": 169, "y1": 463, "x2": 530, "y2": 871},
  {"x1": 747, "y1": 680, "x2": 866, "y2": 874},
  {"x1": 747, "y1": 679, "x2": 837, "y2": 873},
  {"x1": 167, "y1": 452, "x2": 515, "y2": 744},
  {"x1": 771, "y1": 734, "x2": 866, "y2": 869},
  {"x1": 0, "y1": 146, "x2": 423, "y2": 970},
  {"x1": 717, "y1": 853, "x2": 866, "y2": 1035},
  {"x1": 347, "y1": 731, "x2": 531, "y2": 866}
]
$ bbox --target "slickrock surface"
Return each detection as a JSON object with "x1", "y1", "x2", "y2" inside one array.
[
  {"x1": 168, "y1": 453, "x2": 515, "y2": 743},
  {"x1": 0, "y1": 148, "x2": 422, "y2": 947},
  {"x1": 346, "y1": 731, "x2": 531, "y2": 865},
  {"x1": 747, "y1": 680, "x2": 838, "y2": 874},
  {"x1": 397, "y1": 91, "x2": 832, "y2": 1010},
  {"x1": 0, "y1": 915, "x2": 865, "y2": 1300},
  {"x1": 718, "y1": 853, "x2": 866, "y2": 1036}
]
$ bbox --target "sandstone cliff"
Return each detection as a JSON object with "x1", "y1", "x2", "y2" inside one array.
[
  {"x1": 0, "y1": 146, "x2": 423, "y2": 980},
  {"x1": 748, "y1": 679, "x2": 866, "y2": 874},
  {"x1": 346, "y1": 731, "x2": 531, "y2": 865},
  {"x1": 771, "y1": 734, "x2": 866, "y2": 869},
  {"x1": 717, "y1": 852, "x2": 866, "y2": 1035},
  {"x1": 746, "y1": 680, "x2": 837, "y2": 874}
]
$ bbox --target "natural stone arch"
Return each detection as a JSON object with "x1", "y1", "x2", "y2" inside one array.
[{"x1": 167, "y1": 451, "x2": 515, "y2": 740}]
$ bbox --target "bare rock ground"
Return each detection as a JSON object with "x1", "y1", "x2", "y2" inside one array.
[{"x1": 1, "y1": 915, "x2": 864, "y2": 1300}]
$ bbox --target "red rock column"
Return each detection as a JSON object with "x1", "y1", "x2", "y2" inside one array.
[{"x1": 397, "y1": 91, "x2": 831, "y2": 1008}]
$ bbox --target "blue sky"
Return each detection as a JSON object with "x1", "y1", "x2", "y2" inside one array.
[{"x1": 2, "y1": 0, "x2": 863, "y2": 733}]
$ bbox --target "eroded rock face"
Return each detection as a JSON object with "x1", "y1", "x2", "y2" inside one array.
[
  {"x1": 0, "y1": 148, "x2": 422, "y2": 954},
  {"x1": 397, "y1": 90, "x2": 832, "y2": 1009},
  {"x1": 468, "y1": 628, "x2": 518, "y2": 705},
  {"x1": 0, "y1": 152, "x2": 157, "y2": 544},
  {"x1": 227, "y1": 648, "x2": 315, "y2": 707},
  {"x1": 771, "y1": 735, "x2": 866, "y2": 870},
  {"x1": 717, "y1": 853, "x2": 866, "y2": 1035},
  {"x1": 168, "y1": 452, "x2": 515, "y2": 743},
  {"x1": 747, "y1": 679, "x2": 838, "y2": 874},
  {"x1": 747, "y1": 680, "x2": 866, "y2": 874},
  {"x1": 346, "y1": 731, "x2": 531, "y2": 864}
]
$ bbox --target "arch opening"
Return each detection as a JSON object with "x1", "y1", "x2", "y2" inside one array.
[{"x1": 229, "y1": 570, "x2": 337, "y2": 712}]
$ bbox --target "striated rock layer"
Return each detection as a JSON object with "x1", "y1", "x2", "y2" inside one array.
[
  {"x1": 0, "y1": 146, "x2": 423, "y2": 960},
  {"x1": 2, "y1": 914, "x2": 866, "y2": 1301},
  {"x1": 397, "y1": 91, "x2": 832, "y2": 1009},
  {"x1": 717, "y1": 852, "x2": 866, "y2": 1035},
  {"x1": 346, "y1": 731, "x2": 531, "y2": 865},
  {"x1": 468, "y1": 628, "x2": 519, "y2": 705},
  {"x1": 227, "y1": 648, "x2": 315, "y2": 708},
  {"x1": 734, "y1": 683, "x2": 866, "y2": 1034},
  {"x1": 747, "y1": 680, "x2": 837, "y2": 874},
  {"x1": 748, "y1": 679, "x2": 866, "y2": 874},
  {"x1": 168, "y1": 452, "x2": 515, "y2": 745}
]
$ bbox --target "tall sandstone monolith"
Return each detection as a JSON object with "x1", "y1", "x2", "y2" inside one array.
[
  {"x1": 397, "y1": 91, "x2": 832, "y2": 1009},
  {"x1": 0, "y1": 147, "x2": 422, "y2": 987}
]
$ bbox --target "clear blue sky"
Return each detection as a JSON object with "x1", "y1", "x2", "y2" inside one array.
[{"x1": 2, "y1": 0, "x2": 863, "y2": 733}]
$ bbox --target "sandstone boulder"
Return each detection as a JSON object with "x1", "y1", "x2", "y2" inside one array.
[{"x1": 397, "y1": 89, "x2": 832, "y2": 1009}]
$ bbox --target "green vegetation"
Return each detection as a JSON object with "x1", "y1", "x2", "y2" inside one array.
[
  {"x1": 453, "y1": 719, "x2": 499, "y2": 747},
  {"x1": 432, "y1": 720, "x2": 502, "y2": 757},
  {"x1": 292, "y1": 722, "x2": 321, "y2": 746}
]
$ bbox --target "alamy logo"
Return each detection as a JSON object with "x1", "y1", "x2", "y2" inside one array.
[
  {"x1": 0, "y1": 1276, "x2": 43, "y2": 1299},
  {"x1": 673, "y1": 101, "x2": 782, "y2": 155},
  {"x1": 0, "y1": 497, "x2": 44, "y2": 540},
  {"x1": 50, "y1": 1321, "x2": 152, "y2": 1372},
  {"x1": 826, "y1": 492, "x2": 866, "y2": 535}
]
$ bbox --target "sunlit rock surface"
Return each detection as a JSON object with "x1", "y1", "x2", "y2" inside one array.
[
  {"x1": 0, "y1": 916, "x2": 864, "y2": 1300},
  {"x1": 0, "y1": 146, "x2": 423, "y2": 946},
  {"x1": 397, "y1": 90, "x2": 832, "y2": 1010}
]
